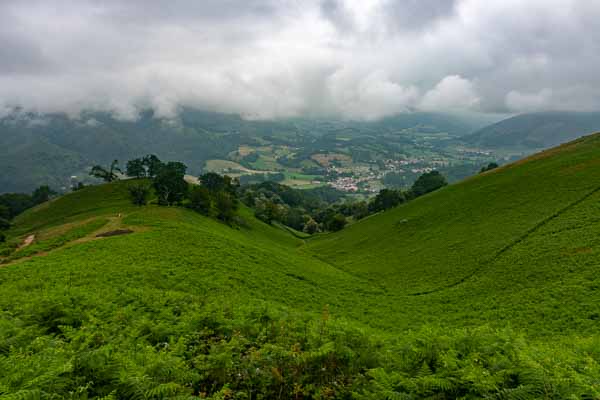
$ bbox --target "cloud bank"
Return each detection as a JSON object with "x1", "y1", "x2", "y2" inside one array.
[{"x1": 1, "y1": 0, "x2": 599, "y2": 120}]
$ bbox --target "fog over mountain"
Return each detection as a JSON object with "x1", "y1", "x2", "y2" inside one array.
[{"x1": 1, "y1": 0, "x2": 600, "y2": 121}]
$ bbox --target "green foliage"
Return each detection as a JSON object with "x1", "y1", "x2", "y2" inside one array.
[
  {"x1": 127, "y1": 183, "x2": 150, "y2": 206},
  {"x1": 480, "y1": 162, "x2": 499, "y2": 173},
  {"x1": 153, "y1": 162, "x2": 188, "y2": 206},
  {"x1": 199, "y1": 172, "x2": 237, "y2": 194},
  {"x1": 31, "y1": 186, "x2": 56, "y2": 205},
  {"x1": 0, "y1": 193, "x2": 34, "y2": 219},
  {"x1": 0, "y1": 218, "x2": 10, "y2": 231},
  {"x1": 0, "y1": 205, "x2": 9, "y2": 220},
  {"x1": 188, "y1": 186, "x2": 212, "y2": 215},
  {"x1": 328, "y1": 213, "x2": 347, "y2": 231},
  {"x1": 142, "y1": 154, "x2": 163, "y2": 178},
  {"x1": 369, "y1": 188, "x2": 405, "y2": 212},
  {"x1": 214, "y1": 191, "x2": 238, "y2": 223},
  {"x1": 303, "y1": 217, "x2": 319, "y2": 234},
  {"x1": 90, "y1": 160, "x2": 121, "y2": 183},
  {"x1": 1, "y1": 135, "x2": 600, "y2": 398},
  {"x1": 125, "y1": 158, "x2": 147, "y2": 178},
  {"x1": 409, "y1": 170, "x2": 447, "y2": 198}
]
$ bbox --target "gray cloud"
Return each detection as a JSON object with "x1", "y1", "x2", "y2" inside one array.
[{"x1": 0, "y1": 0, "x2": 599, "y2": 120}]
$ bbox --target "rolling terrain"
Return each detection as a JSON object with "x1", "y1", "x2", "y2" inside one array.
[
  {"x1": 0, "y1": 109, "x2": 486, "y2": 193},
  {"x1": 464, "y1": 111, "x2": 600, "y2": 149},
  {"x1": 1, "y1": 134, "x2": 600, "y2": 398}
]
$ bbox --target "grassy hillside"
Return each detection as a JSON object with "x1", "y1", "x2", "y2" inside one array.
[
  {"x1": 463, "y1": 111, "x2": 600, "y2": 149},
  {"x1": 1, "y1": 135, "x2": 600, "y2": 398},
  {"x1": 309, "y1": 133, "x2": 600, "y2": 333}
]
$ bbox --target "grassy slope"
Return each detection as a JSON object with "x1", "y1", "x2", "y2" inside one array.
[
  {"x1": 306, "y1": 133, "x2": 600, "y2": 334},
  {"x1": 3, "y1": 134, "x2": 600, "y2": 335},
  {"x1": 1, "y1": 180, "x2": 376, "y2": 324},
  {"x1": 2, "y1": 135, "x2": 600, "y2": 397}
]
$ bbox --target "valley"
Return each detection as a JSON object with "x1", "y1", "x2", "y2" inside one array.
[{"x1": 1, "y1": 133, "x2": 599, "y2": 398}]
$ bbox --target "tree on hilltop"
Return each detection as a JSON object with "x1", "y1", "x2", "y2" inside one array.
[
  {"x1": 153, "y1": 162, "x2": 188, "y2": 205},
  {"x1": 126, "y1": 158, "x2": 147, "y2": 178},
  {"x1": 90, "y1": 160, "x2": 121, "y2": 182}
]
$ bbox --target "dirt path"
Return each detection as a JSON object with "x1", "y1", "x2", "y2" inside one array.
[
  {"x1": 18, "y1": 234, "x2": 35, "y2": 250},
  {"x1": 1, "y1": 213, "x2": 148, "y2": 268}
]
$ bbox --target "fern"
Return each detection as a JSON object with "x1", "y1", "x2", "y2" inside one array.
[{"x1": 0, "y1": 389, "x2": 41, "y2": 400}]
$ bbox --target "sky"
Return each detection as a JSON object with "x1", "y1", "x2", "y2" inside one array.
[{"x1": 1, "y1": 0, "x2": 599, "y2": 120}]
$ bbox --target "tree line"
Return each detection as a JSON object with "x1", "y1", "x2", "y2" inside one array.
[
  {"x1": 90, "y1": 156, "x2": 241, "y2": 224},
  {"x1": 0, "y1": 185, "x2": 56, "y2": 243},
  {"x1": 240, "y1": 170, "x2": 448, "y2": 234},
  {"x1": 89, "y1": 156, "x2": 451, "y2": 233}
]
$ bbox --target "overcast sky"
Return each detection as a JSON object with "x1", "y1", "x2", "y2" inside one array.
[{"x1": 1, "y1": 0, "x2": 599, "y2": 120}]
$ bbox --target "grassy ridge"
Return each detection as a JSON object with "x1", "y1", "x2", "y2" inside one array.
[{"x1": 308, "y1": 133, "x2": 600, "y2": 295}]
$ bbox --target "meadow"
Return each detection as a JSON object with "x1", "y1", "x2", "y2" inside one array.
[{"x1": 1, "y1": 134, "x2": 600, "y2": 398}]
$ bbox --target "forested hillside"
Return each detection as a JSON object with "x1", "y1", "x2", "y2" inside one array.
[
  {"x1": 464, "y1": 111, "x2": 600, "y2": 149},
  {"x1": 0, "y1": 109, "x2": 484, "y2": 193}
]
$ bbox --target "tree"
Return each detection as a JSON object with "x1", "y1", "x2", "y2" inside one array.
[
  {"x1": 128, "y1": 184, "x2": 150, "y2": 206},
  {"x1": 0, "y1": 232, "x2": 5, "y2": 243},
  {"x1": 0, "y1": 205, "x2": 9, "y2": 220},
  {"x1": 126, "y1": 158, "x2": 147, "y2": 178},
  {"x1": 90, "y1": 160, "x2": 121, "y2": 182},
  {"x1": 303, "y1": 218, "x2": 319, "y2": 234},
  {"x1": 410, "y1": 171, "x2": 447, "y2": 198},
  {"x1": 72, "y1": 182, "x2": 85, "y2": 191},
  {"x1": 0, "y1": 193, "x2": 34, "y2": 219},
  {"x1": 285, "y1": 208, "x2": 307, "y2": 231},
  {"x1": 32, "y1": 185, "x2": 56, "y2": 205},
  {"x1": 351, "y1": 201, "x2": 369, "y2": 220},
  {"x1": 153, "y1": 162, "x2": 188, "y2": 205},
  {"x1": 328, "y1": 214, "x2": 347, "y2": 232},
  {"x1": 189, "y1": 186, "x2": 212, "y2": 215},
  {"x1": 214, "y1": 191, "x2": 238, "y2": 223},
  {"x1": 143, "y1": 155, "x2": 163, "y2": 178},
  {"x1": 200, "y1": 172, "x2": 236, "y2": 193},
  {"x1": 369, "y1": 189, "x2": 405, "y2": 213},
  {"x1": 480, "y1": 162, "x2": 499, "y2": 173},
  {"x1": 254, "y1": 199, "x2": 283, "y2": 224},
  {"x1": 0, "y1": 217, "x2": 10, "y2": 231}
]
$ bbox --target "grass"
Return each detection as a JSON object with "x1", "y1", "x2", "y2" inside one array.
[{"x1": 1, "y1": 133, "x2": 600, "y2": 397}]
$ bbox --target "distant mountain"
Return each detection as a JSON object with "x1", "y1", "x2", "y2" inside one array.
[
  {"x1": 464, "y1": 111, "x2": 600, "y2": 149},
  {"x1": 0, "y1": 109, "x2": 480, "y2": 193}
]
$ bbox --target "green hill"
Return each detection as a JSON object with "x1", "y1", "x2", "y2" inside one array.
[
  {"x1": 1, "y1": 134, "x2": 600, "y2": 398},
  {"x1": 463, "y1": 111, "x2": 600, "y2": 149}
]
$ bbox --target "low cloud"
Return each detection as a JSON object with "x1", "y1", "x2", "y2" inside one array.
[{"x1": 0, "y1": 0, "x2": 599, "y2": 120}]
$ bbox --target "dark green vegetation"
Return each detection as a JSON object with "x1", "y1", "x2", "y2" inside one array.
[
  {"x1": 1, "y1": 134, "x2": 600, "y2": 398},
  {"x1": 465, "y1": 111, "x2": 600, "y2": 149}
]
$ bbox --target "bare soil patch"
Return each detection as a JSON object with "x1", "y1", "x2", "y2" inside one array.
[{"x1": 96, "y1": 229, "x2": 133, "y2": 238}]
